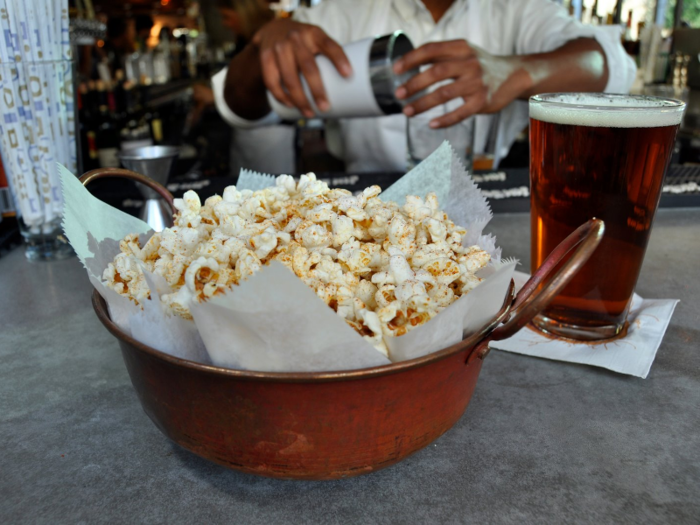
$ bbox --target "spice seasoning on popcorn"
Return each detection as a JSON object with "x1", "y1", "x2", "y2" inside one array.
[{"x1": 102, "y1": 173, "x2": 491, "y2": 356}]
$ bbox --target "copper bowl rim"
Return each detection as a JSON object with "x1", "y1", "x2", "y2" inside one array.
[
  {"x1": 84, "y1": 170, "x2": 604, "y2": 386},
  {"x1": 92, "y1": 283, "x2": 514, "y2": 384}
]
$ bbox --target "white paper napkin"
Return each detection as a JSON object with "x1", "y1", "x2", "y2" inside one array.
[{"x1": 489, "y1": 271, "x2": 679, "y2": 378}]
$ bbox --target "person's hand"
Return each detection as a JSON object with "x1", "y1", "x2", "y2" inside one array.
[
  {"x1": 252, "y1": 19, "x2": 352, "y2": 118},
  {"x1": 393, "y1": 40, "x2": 525, "y2": 129},
  {"x1": 220, "y1": 8, "x2": 242, "y2": 34},
  {"x1": 192, "y1": 84, "x2": 215, "y2": 109}
]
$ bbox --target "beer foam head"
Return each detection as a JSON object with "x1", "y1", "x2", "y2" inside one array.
[{"x1": 530, "y1": 94, "x2": 684, "y2": 128}]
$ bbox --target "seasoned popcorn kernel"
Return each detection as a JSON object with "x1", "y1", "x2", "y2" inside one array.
[{"x1": 103, "y1": 174, "x2": 491, "y2": 353}]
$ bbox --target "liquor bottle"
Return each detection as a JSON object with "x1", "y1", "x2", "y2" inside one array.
[
  {"x1": 588, "y1": 0, "x2": 600, "y2": 25},
  {"x1": 622, "y1": 10, "x2": 640, "y2": 59},
  {"x1": 113, "y1": 70, "x2": 126, "y2": 117},
  {"x1": 0, "y1": 153, "x2": 9, "y2": 223},
  {"x1": 96, "y1": 120, "x2": 120, "y2": 168},
  {"x1": 85, "y1": 80, "x2": 98, "y2": 120},
  {"x1": 95, "y1": 80, "x2": 109, "y2": 117},
  {"x1": 624, "y1": 10, "x2": 634, "y2": 42},
  {"x1": 78, "y1": 82, "x2": 100, "y2": 171},
  {"x1": 123, "y1": 80, "x2": 136, "y2": 116},
  {"x1": 178, "y1": 34, "x2": 191, "y2": 79},
  {"x1": 107, "y1": 82, "x2": 117, "y2": 116},
  {"x1": 150, "y1": 109, "x2": 164, "y2": 145},
  {"x1": 153, "y1": 33, "x2": 172, "y2": 84},
  {"x1": 94, "y1": 80, "x2": 119, "y2": 168}
]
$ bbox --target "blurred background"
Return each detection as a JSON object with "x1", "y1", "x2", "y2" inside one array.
[{"x1": 1, "y1": 0, "x2": 699, "y2": 253}]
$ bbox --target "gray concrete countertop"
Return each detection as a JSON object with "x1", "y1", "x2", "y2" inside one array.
[{"x1": 2, "y1": 209, "x2": 699, "y2": 524}]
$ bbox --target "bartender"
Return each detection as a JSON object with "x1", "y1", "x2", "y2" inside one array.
[{"x1": 212, "y1": 0, "x2": 636, "y2": 172}]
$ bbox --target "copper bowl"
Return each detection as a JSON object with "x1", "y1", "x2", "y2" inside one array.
[{"x1": 84, "y1": 169, "x2": 604, "y2": 480}]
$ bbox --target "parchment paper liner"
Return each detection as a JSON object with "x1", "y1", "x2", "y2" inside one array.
[{"x1": 61, "y1": 142, "x2": 515, "y2": 372}]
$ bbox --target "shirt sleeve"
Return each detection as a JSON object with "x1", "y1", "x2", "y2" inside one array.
[
  {"x1": 513, "y1": 0, "x2": 636, "y2": 94},
  {"x1": 211, "y1": 67, "x2": 281, "y2": 129}
]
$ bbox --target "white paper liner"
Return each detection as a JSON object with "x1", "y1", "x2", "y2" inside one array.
[
  {"x1": 61, "y1": 142, "x2": 514, "y2": 372},
  {"x1": 191, "y1": 261, "x2": 391, "y2": 371},
  {"x1": 134, "y1": 270, "x2": 210, "y2": 364},
  {"x1": 386, "y1": 262, "x2": 515, "y2": 362},
  {"x1": 236, "y1": 168, "x2": 276, "y2": 192}
]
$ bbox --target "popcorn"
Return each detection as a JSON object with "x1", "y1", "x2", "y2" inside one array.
[
  {"x1": 250, "y1": 227, "x2": 279, "y2": 259},
  {"x1": 185, "y1": 257, "x2": 220, "y2": 298},
  {"x1": 173, "y1": 190, "x2": 202, "y2": 228},
  {"x1": 102, "y1": 174, "x2": 491, "y2": 356}
]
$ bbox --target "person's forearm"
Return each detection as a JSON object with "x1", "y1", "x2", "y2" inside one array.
[
  {"x1": 518, "y1": 38, "x2": 609, "y2": 98},
  {"x1": 224, "y1": 44, "x2": 271, "y2": 120},
  {"x1": 481, "y1": 38, "x2": 609, "y2": 112}
]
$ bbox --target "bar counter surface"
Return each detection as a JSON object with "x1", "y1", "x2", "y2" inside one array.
[{"x1": 2, "y1": 209, "x2": 699, "y2": 524}]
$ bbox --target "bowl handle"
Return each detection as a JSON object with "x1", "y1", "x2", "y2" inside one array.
[
  {"x1": 469, "y1": 218, "x2": 605, "y2": 363},
  {"x1": 79, "y1": 168, "x2": 176, "y2": 214}
]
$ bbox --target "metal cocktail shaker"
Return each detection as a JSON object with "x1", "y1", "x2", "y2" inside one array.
[{"x1": 267, "y1": 31, "x2": 418, "y2": 120}]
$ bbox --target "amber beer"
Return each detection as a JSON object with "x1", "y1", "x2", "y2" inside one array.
[{"x1": 529, "y1": 94, "x2": 684, "y2": 340}]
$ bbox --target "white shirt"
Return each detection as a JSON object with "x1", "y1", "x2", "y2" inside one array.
[{"x1": 212, "y1": 0, "x2": 636, "y2": 172}]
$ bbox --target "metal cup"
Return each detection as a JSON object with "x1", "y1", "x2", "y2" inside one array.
[{"x1": 118, "y1": 146, "x2": 179, "y2": 232}]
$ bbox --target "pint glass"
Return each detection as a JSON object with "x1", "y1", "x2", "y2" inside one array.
[{"x1": 529, "y1": 94, "x2": 685, "y2": 340}]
